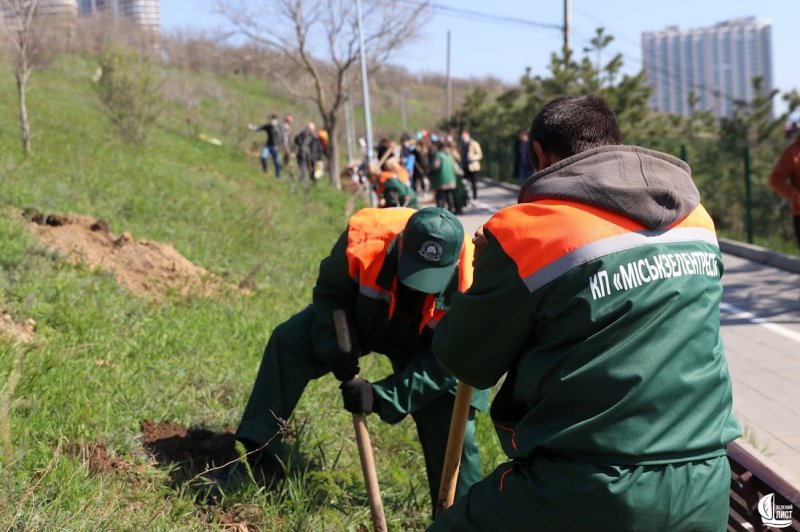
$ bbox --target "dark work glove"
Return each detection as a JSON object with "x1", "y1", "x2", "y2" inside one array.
[
  {"x1": 339, "y1": 378, "x2": 375, "y2": 414},
  {"x1": 329, "y1": 346, "x2": 360, "y2": 382}
]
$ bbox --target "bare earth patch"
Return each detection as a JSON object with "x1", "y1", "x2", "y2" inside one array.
[
  {"x1": 66, "y1": 442, "x2": 137, "y2": 476},
  {"x1": 64, "y1": 441, "x2": 158, "y2": 494},
  {"x1": 0, "y1": 310, "x2": 35, "y2": 344},
  {"x1": 141, "y1": 419, "x2": 238, "y2": 479},
  {"x1": 23, "y1": 210, "x2": 239, "y2": 300}
]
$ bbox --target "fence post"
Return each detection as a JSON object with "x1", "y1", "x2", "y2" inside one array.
[
  {"x1": 743, "y1": 145, "x2": 753, "y2": 244},
  {"x1": 679, "y1": 144, "x2": 687, "y2": 163},
  {"x1": 484, "y1": 139, "x2": 492, "y2": 179}
]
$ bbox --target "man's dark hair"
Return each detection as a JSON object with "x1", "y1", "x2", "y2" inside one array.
[{"x1": 528, "y1": 95, "x2": 621, "y2": 169}]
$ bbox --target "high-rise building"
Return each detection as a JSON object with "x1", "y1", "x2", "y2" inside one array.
[
  {"x1": 117, "y1": 0, "x2": 159, "y2": 33},
  {"x1": 37, "y1": 0, "x2": 79, "y2": 18},
  {"x1": 2, "y1": 0, "x2": 77, "y2": 34},
  {"x1": 78, "y1": 0, "x2": 114, "y2": 14},
  {"x1": 642, "y1": 18, "x2": 773, "y2": 118},
  {"x1": 78, "y1": 0, "x2": 159, "y2": 33}
]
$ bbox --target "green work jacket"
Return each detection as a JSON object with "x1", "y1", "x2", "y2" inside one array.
[
  {"x1": 312, "y1": 208, "x2": 488, "y2": 423},
  {"x1": 434, "y1": 146, "x2": 740, "y2": 465}
]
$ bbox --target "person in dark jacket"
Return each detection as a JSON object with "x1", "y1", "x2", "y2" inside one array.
[
  {"x1": 513, "y1": 129, "x2": 533, "y2": 184},
  {"x1": 413, "y1": 133, "x2": 433, "y2": 194},
  {"x1": 430, "y1": 95, "x2": 740, "y2": 531},
  {"x1": 221, "y1": 207, "x2": 488, "y2": 516},
  {"x1": 249, "y1": 113, "x2": 283, "y2": 177},
  {"x1": 294, "y1": 122, "x2": 324, "y2": 182}
]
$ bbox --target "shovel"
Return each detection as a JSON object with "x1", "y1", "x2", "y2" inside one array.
[
  {"x1": 333, "y1": 309, "x2": 387, "y2": 532},
  {"x1": 435, "y1": 381, "x2": 474, "y2": 517}
]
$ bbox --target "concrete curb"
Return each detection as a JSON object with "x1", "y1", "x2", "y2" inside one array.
[
  {"x1": 478, "y1": 176, "x2": 520, "y2": 194},
  {"x1": 479, "y1": 177, "x2": 800, "y2": 274},
  {"x1": 719, "y1": 238, "x2": 800, "y2": 274}
]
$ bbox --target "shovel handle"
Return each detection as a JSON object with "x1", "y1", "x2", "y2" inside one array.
[
  {"x1": 333, "y1": 310, "x2": 387, "y2": 532},
  {"x1": 435, "y1": 381, "x2": 474, "y2": 517}
]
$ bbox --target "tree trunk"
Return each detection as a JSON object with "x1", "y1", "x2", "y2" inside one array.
[
  {"x1": 326, "y1": 117, "x2": 342, "y2": 189},
  {"x1": 16, "y1": 70, "x2": 31, "y2": 154}
]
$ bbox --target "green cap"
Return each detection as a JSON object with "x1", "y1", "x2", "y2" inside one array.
[
  {"x1": 398, "y1": 208, "x2": 464, "y2": 294},
  {"x1": 382, "y1": 178, "x2": 408, "y2": 207}
]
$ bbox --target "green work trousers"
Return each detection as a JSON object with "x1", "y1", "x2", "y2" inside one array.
[
  {"x1": 428, "y1": 453, "x2": 730, "y2": 531},
  {"x1": 236, "y1": 306, "x2": 481, "y2": 512}
]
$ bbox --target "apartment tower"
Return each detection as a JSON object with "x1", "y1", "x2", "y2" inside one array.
[
  {"x1": 642, "y1": 18, "x2": 772, "y2": 118},
  {"x1": 78, "y1": 0, "x2": 159, "y2": 32}
]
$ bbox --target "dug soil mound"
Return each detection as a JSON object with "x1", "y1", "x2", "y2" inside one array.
[
  {"x1": 67, "y1": 442, "x2": 135, "y2": 475},
  {"x1": 24, "y1": 209, "x2": 238, "y2": 300},
  {"x1": 141, "y1": 419, "x2": 238, "y2": 481},
  {"x1": 0, "y1": 310, "x2": 35, "y2": 343}
]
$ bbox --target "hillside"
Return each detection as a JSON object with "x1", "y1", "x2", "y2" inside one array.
[{"x1": 0, "y1": 54, "x2": 503, "y2": 529}]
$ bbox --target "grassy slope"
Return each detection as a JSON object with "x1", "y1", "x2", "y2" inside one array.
[{"x1": 0, "y1": 56, "x2": 503, "y2": 529}]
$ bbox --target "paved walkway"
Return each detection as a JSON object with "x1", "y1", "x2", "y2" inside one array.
[
  {"x1": 435, "y1": 177, "x2": 800, "y2": 486},
  {"x1": 717, "y1": 254, "x2": 800, "y2": 485}
]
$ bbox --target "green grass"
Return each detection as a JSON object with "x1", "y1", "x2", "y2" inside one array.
[{"x1": 0, "y1": 54, "x2": 503, "y2": 529}]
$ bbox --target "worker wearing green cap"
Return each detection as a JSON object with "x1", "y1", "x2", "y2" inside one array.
[
  {"x1": 223, "y1": 207, "x2": 489, "y2": 515},
  {"x1": 382, "y1": 176, "x2": 419, "y2": 208}
]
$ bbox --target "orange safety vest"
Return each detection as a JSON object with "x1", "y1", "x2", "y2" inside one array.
[
  {"x1": 376, "y1": 168, "x2": 411, "y2": 196},
  {"x1": 345, "y1": 208, "x2": 473, "y2": 332}
]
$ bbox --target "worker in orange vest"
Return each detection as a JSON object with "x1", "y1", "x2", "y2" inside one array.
[{"x1": 217, "y1": 207, "x2": 489, "y2": 516}]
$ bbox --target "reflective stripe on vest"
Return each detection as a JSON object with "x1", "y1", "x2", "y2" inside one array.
[
  {"x1": 359, "y1": 284, "x2": 392, "y2": 302},
  {"x1": 485, "y1": 200, "x2": 718, "y2": 293}
]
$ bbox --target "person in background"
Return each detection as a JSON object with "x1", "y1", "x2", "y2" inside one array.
[
  {"x1": 401, "y1": 133, "x2": 418, "y2": 190},
  {"x1": 381, "y1": 175, "x2": 419, "y2": 208},
  {"x1": 447, "y1": 141, "x2": 468, "y2": 215},
  {"x1": 769, "y1": 120, "x2": 800, "y2": 250},
  {"x1": 281, "y1": 114, "x2": 295, "y2": 176},
  {"x1": 382, "y1": 158, "x2": 411, "y2": 186},
  {"x1": 365, "y1": 158, "x2": 410, "y2": 207},
  {"x1": 318, "y1": 128, "x2": 330, "y2": 158},
  {"x1": 249, "y1": 113, "x2": 283, "y2": 177},
  {"x1": 294, "y1": 122, "x2": 323, "y2": 182},
  {"x1": 431, "y1": 95, "x2": 739, "y2": 531},
  {"x1": 514, "y1": 129, "x2": 533, "y2": 184},
  {"x1": 429, "y1": 140, "x2": 460, "y2": 214},
  {"x1": 459, "y1": 130, "x2": 483, "y2": 201},
  {"x1": 375, "y1": 138, "x2": 399, "y2": 167},
  {"x1": 413, "y1": 133, "x2": 433, "y2": 195}
]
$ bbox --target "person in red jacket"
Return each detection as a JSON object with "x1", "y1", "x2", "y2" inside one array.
[{"x1": 770, "y1": 121, "x2": 800, "y2": 249}]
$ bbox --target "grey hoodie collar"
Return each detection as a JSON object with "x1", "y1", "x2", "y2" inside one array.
[{"x1": 518, "y1": 145, "x2": 700, "y2": 231}]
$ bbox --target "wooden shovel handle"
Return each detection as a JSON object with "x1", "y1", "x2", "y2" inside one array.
[
  {"x1": 435, "y1": 381, "x2": 474, "y2": 517},
  {"x1": 333, "y1": 310, "x2": 387, "y2": 532}
]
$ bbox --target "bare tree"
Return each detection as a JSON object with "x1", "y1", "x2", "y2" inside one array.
[
  {"x1": 215, "y1": 0, "x2": 428, "y2": 188},
  {"x1": 2, "y1": 0, "x2": 41, "y2": 153}
]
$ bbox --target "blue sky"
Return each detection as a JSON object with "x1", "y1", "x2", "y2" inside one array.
[{"x1": 161, "y1": 0, "x2": 799, "y2": 113}]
